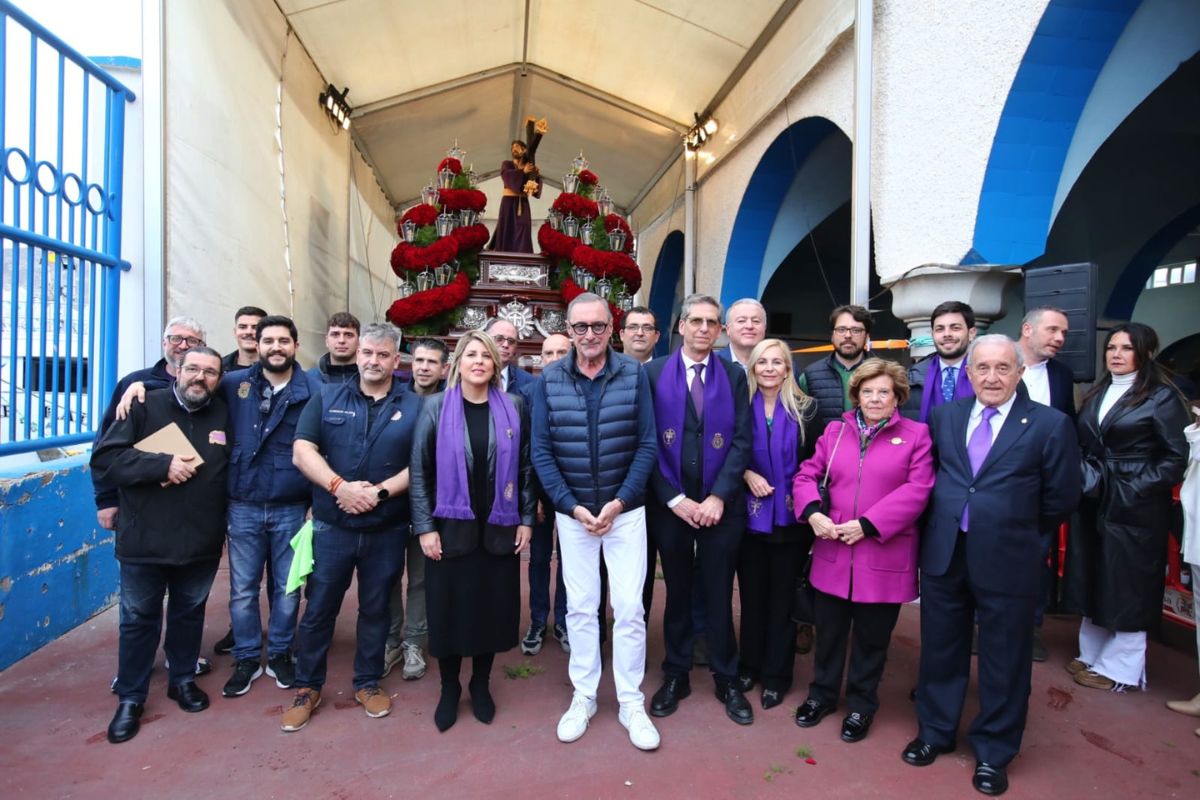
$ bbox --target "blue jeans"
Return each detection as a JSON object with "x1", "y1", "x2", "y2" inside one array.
[
  {"x1": 115, "y1": 559, "x2": 219, "y2": 703},
  {"x1": 227, "y1": 500, "x2": 307, "y2": 661},
  {"x1": 528, "y1": 515, "x2": 567, "y2": 628},
  {"x1": 293, "y1": 521, "x2": 405, "y2": 691}
]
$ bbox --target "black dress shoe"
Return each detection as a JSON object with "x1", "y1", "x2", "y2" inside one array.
[
  {"x1": 650, "y1": 677, "x2": 691, "y2": 718},
  {"x1": 167, "y1": 681, "x2": 210, "y2": 712},
  {"x1": 735, "y1": 674, "x2": 756, "y2": 693},
  {"x1": 840, "y1": 711, "x2": 872, "y2": 742},
  {"x1": 717, "y1": 685, "x2": 754, "y2": 726},
  {"x1": 972, "y1": 762, "x2": 1008, "y2": 796},
  {"x1": 794, "y1": 698, "x2": 834, "y2": 728},
  {"x1": 106, "y1": 701, "x2": 144, "y2": 743},
  {"x1": 213, "y1": 628, "x2": 235, "y2": 655},
  {"x1": 902, "y1": 737, "x2": 956, "y2": 766},
  {"x1": 761, "y1": 688, "x2": 784, "y2": 710}
]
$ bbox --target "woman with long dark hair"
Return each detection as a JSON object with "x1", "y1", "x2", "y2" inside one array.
[
  {"x1": 409, "y1": 331, "x2": 535, "y2": 730},
  {"x1": 1064, "y1": 322, "x2": 1189, "y2": 692}
]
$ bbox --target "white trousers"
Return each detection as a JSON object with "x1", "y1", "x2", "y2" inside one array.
[
  {"x1": 556, "y1": 506, "x2": 648, "y2": 708},
  {"x1": 1078, "y1": 616, "x2": 1147, "y2": 689},
  {"x1": 1192, "y1": 563, "x2": 1200, "y2": 681}
]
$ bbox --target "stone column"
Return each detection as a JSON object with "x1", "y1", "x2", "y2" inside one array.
[{"x1": 886, "y1": 265, "x2": 1022, "y2": 358}]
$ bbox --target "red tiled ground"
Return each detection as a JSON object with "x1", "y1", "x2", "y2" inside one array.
[{"x1": 1, "y1": 559, "x2": 1197, "y2": 799}]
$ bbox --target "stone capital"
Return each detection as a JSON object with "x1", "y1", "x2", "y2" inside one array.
[{"x1": 886, "y1": 265, "x2": 1022, "y2": 358}]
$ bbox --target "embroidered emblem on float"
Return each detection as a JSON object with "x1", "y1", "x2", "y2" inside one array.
[
  {"x1": 237, "y1": 382, "x2": 251, "y2": 399},
  {"x1": 663, "y1": 428, "x2": 676, "y2": 446},
  {"x1": 711, "y1": 433, "x2": 725, "y2": 450},
  {"x1": 503, "y1": 481, "x2": 515, "y2": 500}
]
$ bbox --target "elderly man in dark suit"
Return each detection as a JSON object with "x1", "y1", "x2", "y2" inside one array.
[{"x1": 904, "y1": 334, "x2": 1079, "y2": 797}]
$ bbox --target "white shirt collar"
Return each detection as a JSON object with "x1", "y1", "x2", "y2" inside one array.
[
  {"x1": 969, "y1": 391, "x2": 1018, "y2": 424},
  {"x1": 681, "y1": 352, "x2": 711, "y2": 372}
]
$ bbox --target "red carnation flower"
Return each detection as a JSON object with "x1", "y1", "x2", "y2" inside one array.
[
  {"x1": 577, "y1": 169, "x2": 599, "y2": 186},
  {"x1": 400, "y1": 204, "x2": 438, "y2": 229},
  {"x1": 437, "y1": 157, "x2": 463, "y2": 176},
  {"x1": 451, "y1": 223, "x2": 490, "y2": 253},
  {"x1": 538, "y1": 224, "x2": 579, "y2": 261},
  {"x1": 438, "y1": 188, "x2": 487, "y2": 213}
]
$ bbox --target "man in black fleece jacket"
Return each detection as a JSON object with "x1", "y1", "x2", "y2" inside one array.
[{"x1": 90, "y1": 348, "x2": 230, "y2": 744}]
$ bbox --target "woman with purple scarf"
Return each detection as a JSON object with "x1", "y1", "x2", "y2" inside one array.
[
  {"x1": 791, "y1": 359, "x2": 934, "y2": 743},
  {"x1": 409, "y1": 330, "x2": 535, "y2": 732},
  {"x1": 736, "y1": 339, "x2": 817, "y2": 710}
]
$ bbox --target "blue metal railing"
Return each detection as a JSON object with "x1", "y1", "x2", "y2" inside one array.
[{"x1": 0, "y1": 1, "x2": 133, "y2": 456}]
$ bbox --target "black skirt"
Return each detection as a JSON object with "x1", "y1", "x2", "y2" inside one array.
[{"x1": 425, "y1": 545, "x2": 520, "y2": 658}]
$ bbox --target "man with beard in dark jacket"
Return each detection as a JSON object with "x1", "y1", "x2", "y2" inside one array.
[{"x1": 91, "y1": 347, "x2": 230, "y2": 744}]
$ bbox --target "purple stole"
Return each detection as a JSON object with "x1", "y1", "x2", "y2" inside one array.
[
  {"x1": 654, "y1": 351, "x2": 736, "y2": 498},
  {"x1": 433, "y1": 385, "x2": 521, "y2": 526},
  {"x1": 746, "y1": 392, "x2": 799, "y2": 533},
  {"x1": 918, "y1": 357, "x2": 974, "y2": 422}
]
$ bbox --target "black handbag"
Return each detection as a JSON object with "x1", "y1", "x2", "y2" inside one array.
[{"x1": 793, "y1": 423, "x2": 847, "y2": 624}]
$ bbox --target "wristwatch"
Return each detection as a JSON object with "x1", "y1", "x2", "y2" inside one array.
[{"x1": 376, "y1": 486, "x2": 390, "y2": 500}]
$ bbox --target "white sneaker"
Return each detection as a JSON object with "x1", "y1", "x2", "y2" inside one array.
[
  {"x1": 556, "y1": 694, "x2": 598, "y2": 743},
  {"x1": 401, "y1": 641, "x2": 427, "y2": 681},
  {"x1": 619, "y1": 705, "x2": 661, "y2": 751}
]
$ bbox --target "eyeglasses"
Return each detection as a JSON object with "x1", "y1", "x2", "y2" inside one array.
[
  {"x1": 833, "y1": 326, "x2": 866, "y2": 337},
  {"x1": 685, "y1": 317, "x2": 720, "y2": 330},
  {"x1": 166, "y1": 334, "x2": 205, "y2": 347},
  {"x1": 570, "y1": 321, "x2": 609, "y2": 336},
  {"x1": 491, "y1": 335, "x2": 517, "y2": 346},
  {"x1": 180, "y1": 365, "x2": 220, "y2": 379},
  {"x1": 623, "y1": 323, "x2": 657, "y2": 333}
]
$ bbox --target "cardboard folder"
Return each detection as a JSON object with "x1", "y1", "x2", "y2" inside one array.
[{"x1": 133, "y1": 422, "x2": 203, "y2": 484}]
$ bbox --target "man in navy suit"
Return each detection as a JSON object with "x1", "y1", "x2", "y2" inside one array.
[
  {"x1": 903, "y1": 301, "x2": 977, "y2": 422},
  {"x1": 904, "y1": 335, "x2": 1079, "y2": 797},
  {"x1": 644, "y1": 293, "x2": 754, "y2": 726}
]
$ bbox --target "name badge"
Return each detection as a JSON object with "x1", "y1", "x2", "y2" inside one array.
[{"x1": 209, "y1": 430, "x2": 227, "y2": 445}]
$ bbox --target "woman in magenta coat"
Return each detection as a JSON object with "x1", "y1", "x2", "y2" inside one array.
[{"x1": 791, "y1": 359, "x2": 935, "y2": 743}]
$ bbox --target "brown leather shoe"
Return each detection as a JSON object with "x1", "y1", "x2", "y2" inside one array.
[
  {"x1": 1065, "y1": 658, "x2": 1087, "y2": 675},
  {"x1": 281, "y1": 688, "x2": 321, "y2": 731},
  {"x1": 1166, "y1": 692, "x2": 1200, "y2": 717},
  {"x1": 1073, "y1": 669, "x2": 1115, "y2": 690}
]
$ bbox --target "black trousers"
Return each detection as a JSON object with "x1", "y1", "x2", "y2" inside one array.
[
  {"x1": 649, "y1": 504, "x2": 742, "y2": 683},
  {"x1": 736, "y1": 536, "x2": 802, "y2": 691},
  {"x1": 808, "y1": 590, "x2": 901, "y2": 715},
  {"x1": 917, "y1": 533, "x2": 1037, "y2": 768}
]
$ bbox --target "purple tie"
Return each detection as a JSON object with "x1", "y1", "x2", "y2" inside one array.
[
  {"x1": 961, "y1": 406, "x2": 999, "y2": 530},
  {"x1": 690, "y1": 363, "x2": 705, "y2": 420}
]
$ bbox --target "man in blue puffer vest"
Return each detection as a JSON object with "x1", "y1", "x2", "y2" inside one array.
[{"x1": 531, "y1": 293, "x2": 661, "y2": 752}]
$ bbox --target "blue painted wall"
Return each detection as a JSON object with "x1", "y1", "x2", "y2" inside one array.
[
  {"x1": 0, "y1": 456, "x2": 117, "y2": 671},
  {"x1": 648, "y1": 230, "x2": 685, "y2": 357},
  {"x1": 720, "y1": 117, "x2": 841, "y2": 308},
  {"x1": 971, "y1": 0, "x2": 1140, "y2": 265}
]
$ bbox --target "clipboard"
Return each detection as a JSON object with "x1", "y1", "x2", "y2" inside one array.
[{"x1": 134, "y1": 422, "x2": 203, "y2": 485}]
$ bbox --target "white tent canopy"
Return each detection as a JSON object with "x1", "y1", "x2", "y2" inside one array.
[{"x1": 279, "y1": 0, "x2": 792, "y2": 211}]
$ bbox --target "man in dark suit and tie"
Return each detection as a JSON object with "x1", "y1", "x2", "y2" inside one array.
[
  {"x1": 902, "y1": 300, "x2": 977, "y2": 422},
  {"x1": 485, "y1": 317, "x2": 537, "y2": 399},
  {"x1": 644, "y1": 293, "x2": 753, "y2": 725},
  {"x1": 1016, "y1": 306, "x2": 1075, "y2": 417},
  {"x1": 904, "y1": 334, "x2": 1080, "y2": 796}
]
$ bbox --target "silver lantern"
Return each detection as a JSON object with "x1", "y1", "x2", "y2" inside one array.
[
  {"x1": 421, "y1": 183, "x2": 438, "y2": 206},
  {"x1": 563, "y1": 215, "x2": 579, "y2": 238},
  {"x1": 397, "y1": 278, "x2": 415, "y2": 298},
  {"x1": 572, "y1": 266, "x2": 593, "y2": 291},
  {"x1": 461, "y1": 209, "x2": 478, "y2": 226},
  {"x1": 436, "y1": 213, "x2": 455, "y2": 238},
  {"x1": 401, "y1": 219, "x2": 417, "y2": 243},
  {"x1": 609, "y1": 228, "x2": 627, "y2": 251},
  {"x1": 580, "y1": 223, "x2": 593, "y2": 246},
  {"x1": 562, "y1": 172, "x2": 579, "y2": 194},
  {"x1": 416, "y1": 269, "x2": 435, "y2": 292},
  {"x1": 435, "y1": 262, "x2": 453, "y2": 286},
  {"x1": 547, "y1": 209, "x2": 562, "y2": 230},
  {"x1": 438, "y1": 166, "x2": 455, "y2": 189},
  {"x1": 595, "y1": 277, "x2": 613, "y2": 300}
]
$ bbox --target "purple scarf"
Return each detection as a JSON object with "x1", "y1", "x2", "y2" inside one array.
[
  {"x1": 654, "y1": 351, "x2": 736, "y2": 497},
  {"x1": 433, "y1": 385, "x2": 521, "y2": 526},
  {"x1": 746, "y1": 392, "x2": 799, "y2": 533},
  {"x1": 918, "y1": 357, "x2": 974, "y2": 422}
]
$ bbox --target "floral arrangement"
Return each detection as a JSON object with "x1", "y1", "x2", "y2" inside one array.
[
  {"x1": 386, "y1": 146, "x2": 489, "y2": 334},
  {"x1": 538, "y1": 159, "x2": 641, "y2": 325}
]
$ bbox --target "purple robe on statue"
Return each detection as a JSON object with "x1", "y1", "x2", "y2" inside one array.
[{"x1": 488, "y1": 160, "x2": 542, "y2": 253}]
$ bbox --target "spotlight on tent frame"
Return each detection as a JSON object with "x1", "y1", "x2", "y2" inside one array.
[{"x1": 319, "y1": 84, "x2": 353, "y2": 133}]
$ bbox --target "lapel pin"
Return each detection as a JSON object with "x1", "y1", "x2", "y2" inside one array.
[{"x1": 1020, "y1": 417, "x2": 1028, "y2": 424}]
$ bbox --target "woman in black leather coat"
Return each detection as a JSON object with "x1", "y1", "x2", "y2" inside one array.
[
  {"x1": 1064, "y1": 322, "x2": 1188, "y2": 692},
  {"x1": 409, "y1": 330, "x2": 535, "y2": 730}
]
